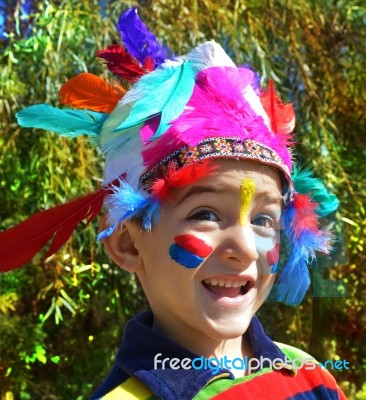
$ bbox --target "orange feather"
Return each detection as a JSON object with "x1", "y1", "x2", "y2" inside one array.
[{"x1": 59, "y1": 73, "x2": 124, "y2": 113}]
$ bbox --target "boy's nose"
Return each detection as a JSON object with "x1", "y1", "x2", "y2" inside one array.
[{"x1": 219, "y1": 224, "x2": 259, "y2": 268}]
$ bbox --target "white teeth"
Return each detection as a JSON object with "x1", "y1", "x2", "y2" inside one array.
[{"x1": 203, "y1": 279, "x2": 248, "y2": 288}]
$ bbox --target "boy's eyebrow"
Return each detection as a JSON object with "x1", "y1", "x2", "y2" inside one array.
[
  {"x1": 175, "y1": 185, "x2": 283, "y2": 207},
  {"x1": 175, "y1": 185, "x2": 224, "y2": 206},
  {"x1": 255, "y1": 193, "x2": 283, "y2": 207}
]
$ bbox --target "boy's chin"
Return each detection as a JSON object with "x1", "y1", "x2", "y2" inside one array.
[{"x1": 201, "y1": 315, "x2": 253, "y2": 341}]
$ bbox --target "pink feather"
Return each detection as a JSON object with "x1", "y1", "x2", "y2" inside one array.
[
  {"x1": 167, "y1": 67, "x2": 293, "y2": 170},
  {"x1": 140, "y1": 115, "x2": 161, "y2": 144},
  {"x1": 142, "y1": 121, "x2": 185, "y2": 168}
]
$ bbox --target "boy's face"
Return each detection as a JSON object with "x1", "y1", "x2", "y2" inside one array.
[{"x1": 127, "y1": 159, "x2": 282, "y2": 346}]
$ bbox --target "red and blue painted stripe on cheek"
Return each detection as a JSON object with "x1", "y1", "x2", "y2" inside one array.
[{"x1": 169, "y1": 234, "x2": 213, "y2": 269}]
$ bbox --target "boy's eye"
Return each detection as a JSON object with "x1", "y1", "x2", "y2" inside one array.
[
  {"x1": 251, "y1": 214, "x2": 279, "y2": 230},
  {"x1": 188, "y1": 209, "x2": 219, "y2": 222}
]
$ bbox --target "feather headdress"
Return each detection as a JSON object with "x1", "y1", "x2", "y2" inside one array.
[{"x1": 0, "y1": 8, "x2": 339, "y2": 305}]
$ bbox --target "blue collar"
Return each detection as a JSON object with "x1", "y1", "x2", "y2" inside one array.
[{"x1": 92, "y1": 312, "x2": 288, "y2": 400}]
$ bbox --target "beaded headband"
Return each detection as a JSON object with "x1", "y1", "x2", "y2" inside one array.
[{"x1": 139, "y1": 138, "x2": 290, "y2": 191}]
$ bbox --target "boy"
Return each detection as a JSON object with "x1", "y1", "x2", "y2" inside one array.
[{"x1": 0, "y1": 7, "x2": 346, "y2": 400}]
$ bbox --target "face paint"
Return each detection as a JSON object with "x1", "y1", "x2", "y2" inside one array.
[
  {"x1": 253, "y1": 207, "x2": 281, "y2": 276},
  {"x1": 267, "y1": 243, "x2": 280, "y2": 273},
  {"x1": 175, "y1": 234, "x2": 213, "y2": 257},
  {"x1": 169, "y1": 234, "x2": 213, "y2": 269},
  {"x1": 239, "y1": 178, "x2": 256, "y2": 226}
]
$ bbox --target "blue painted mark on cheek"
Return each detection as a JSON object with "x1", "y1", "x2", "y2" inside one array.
[
  {"x1": 271, "y1": 262, "x2": 279, "y2": 273},
  {"x1": 169, "y1": 244, "x2": 204, "y2": 269}
]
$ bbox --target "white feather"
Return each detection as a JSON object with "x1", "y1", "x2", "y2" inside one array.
[
  {"x1": 100, "y1": 100, "x2": 144, "y2": 188},
  {"x1": 242, "y1": 84, "x2": 271, "y2": 128},
  {"x1": 180, "y1": 40, "x2": 236, "y2": 72},
  {"x1": 103, "y1": 131, "x2": 145, "y2": 189}
]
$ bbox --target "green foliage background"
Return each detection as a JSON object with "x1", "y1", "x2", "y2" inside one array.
[{"x1": 0, "y1": 0, "x2": 365, "y2": 398}]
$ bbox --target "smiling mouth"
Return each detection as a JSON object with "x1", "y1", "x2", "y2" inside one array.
[{"x1": 202, "y1": 279, "x2": 253, "y2": 298}]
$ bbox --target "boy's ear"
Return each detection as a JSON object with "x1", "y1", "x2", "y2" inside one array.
[{"x1": 99, "y1": 215, "x2": 140, "y2": 272}]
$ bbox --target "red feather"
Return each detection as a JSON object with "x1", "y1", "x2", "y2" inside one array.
[
  {"x1": 0, "y1": 179, "x2": 121, "y2": 272},
  {"x1": 150, "y1": 160, "x2": 217, "y2": 201},
  {"x1": 96, "y1": 44, "x2": 149, "y2": 82},
  {"x1": 143, "y1": 56, "x2": 155, "y2": 72},
  {"x1": 269, "y1": 79, "x2": 277, "y2": 133},
  {"x1": 260, "y1": 80, "x2": 296, "y2": 135},
  {"x1": 293, "y1": 193, "x2": 319, "y2": 236}
]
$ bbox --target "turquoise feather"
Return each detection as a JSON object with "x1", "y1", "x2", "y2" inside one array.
[
  {"x1": 291, "y1": 165, "x2": 339, "y2": 217},
  {"x1": 16, "y1": 104, "x2": 109, "y2": 138},
  {"x1": 114, "y1": 61, "x2": 195, "y2": 139}
]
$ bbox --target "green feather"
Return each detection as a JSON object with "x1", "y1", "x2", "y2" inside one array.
[{"x1": 292, "y1": 165, "x2": 339, "y2": 216}]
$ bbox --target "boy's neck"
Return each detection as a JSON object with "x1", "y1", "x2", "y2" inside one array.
[{"x1": 152, "y1": 315, "x2": 254, "y2": 377}]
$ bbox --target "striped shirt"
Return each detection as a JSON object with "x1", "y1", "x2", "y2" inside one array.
[{"x1": 90, "y1": 312, "x2": 347, "y2": 400}]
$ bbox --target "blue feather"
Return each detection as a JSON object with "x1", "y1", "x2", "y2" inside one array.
[
  {"x1": 118, "y1": 7, "x2": 172, "y2": 67},
  {"x1": 97, "y1": 223, "x2": 118, "y2": 240},
  {"x1": 97, "y1": 180, "x2": 160, "y2": 239},
  {"x1": 114, "y1": 61, "x2": 195, "y2": 139},
  {"x1": 141, "y1": 201, "x2": 160, "y2": 231},
  {"x1": 16, "y1": 104, "x2": 109, "y2": 138},
  {"x1": 291, "y1": 165, "x2": 339, "y2": 217},
  {"x1": 275, "y1": 257, "x2": 310, "y2": 305},
  {"x1": 0, "y1": 1, "x2": 8, "y2": 41},
  {"x1": 273, "y1": 200, "x2": 331, "y2": 305}
]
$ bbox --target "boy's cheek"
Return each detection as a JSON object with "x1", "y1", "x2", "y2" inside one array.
[
  {"x1": 255, "y1": 234, "x2": 280, "y2": 275},
  {"x1": 169, "y1": 234, "x2": 213, "y2": 269}
]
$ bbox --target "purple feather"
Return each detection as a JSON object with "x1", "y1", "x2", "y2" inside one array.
[
  {"x1": 242, "y1": 64, "x2": 261, "y2": 95},
  {"x1": 118, "y1": 7, "x2": 172, "y2": 68}
]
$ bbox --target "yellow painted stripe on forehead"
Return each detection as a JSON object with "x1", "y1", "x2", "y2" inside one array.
[{"x1": 239, "y1": 178, "x2": 256, "y2": 226}]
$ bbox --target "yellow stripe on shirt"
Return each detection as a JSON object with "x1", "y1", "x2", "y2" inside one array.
[{"x1": 101, "y1": 377, "x2": 154, "y2": 400}]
